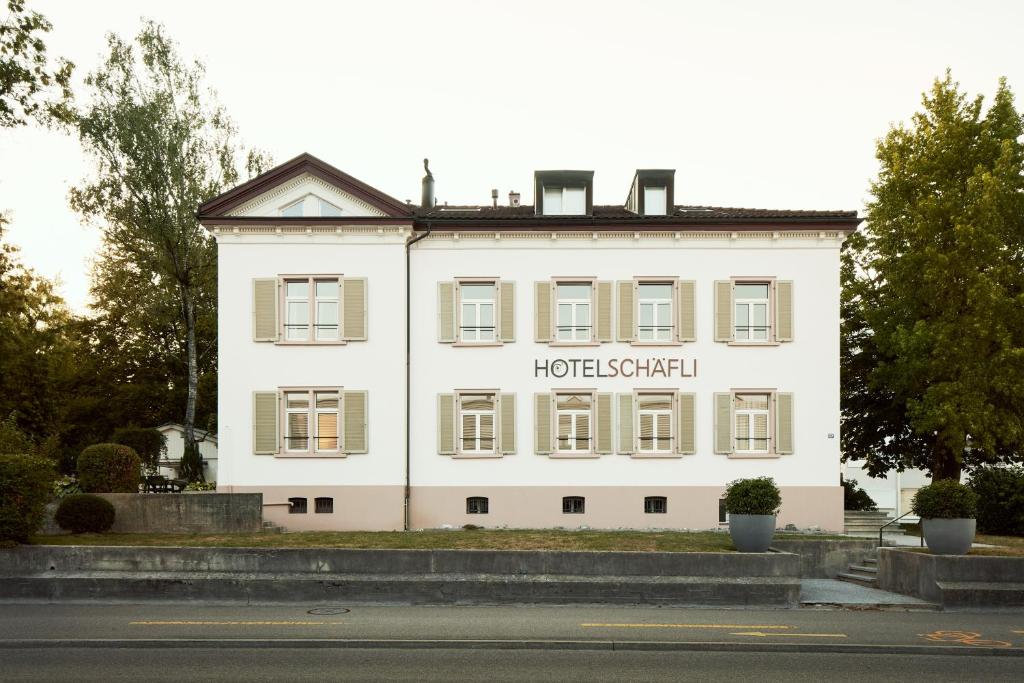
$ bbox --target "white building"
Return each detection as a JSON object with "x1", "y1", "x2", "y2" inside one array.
[
  {"x1": 154, "y1": 423, "x2": 219, "y2": 483},
  {"x1": 199, "y1": 155, "x2": 860, "y2": 531}
]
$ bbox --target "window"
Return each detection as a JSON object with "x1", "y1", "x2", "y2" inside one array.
[
  {"x1": 315, "y1": 497, "x2": 334, "y2": 514},
  {"x1": 562, "y1": 496, "x2": 585, "y2": 514},
  {"x1": 318, "y1": 198, "x2": 342, "y2": 217},
  {"x1": 543, "y1": 186, "x2": 586, "y2": 215},
  {"x1": 556, "y1": 393, "x2": 592, "y2": 453},
  {"x1": 466, "y1": 496, "x2": 489, "y2": 514},
  {"x1": 734, "y1": 282, "x2": 769, "y2": 341},
  {"x1": 459, "y1": 283, "x2": 496, "y2": 342},
  {"x1": 281, "y1": 200, "x2": 304, "y2": 217},
  {"x1": 288, "y1": 497, "x2": 307, "y2": 514},
  {"x1": 285, "y1": 389, "x2": 340, "y2": 455},
  {"x1": 734, "y1": 393, "x2": 770, "y2": 454},
  {"x1": 644, "y1": 496, "x2": 667, "y2": 514},
  {"x1": 719, "y1": 498, "x2": 729, "y2": 524},
  {"x1": 459, "y1": 393, "x2": 496, "y2": 454},
  {"x1": 556, "y1": 283, "x2": 592, "y2": 342},
  {"x1": 643, "y1": 186, "x2": 667, "y2": 216},
  {"x1": 637, "y1": 393, "x2": 673, "y2": 453},
  {"x1": 637, "y1": 283, "x2": 673, "y2": 342},
  {"x1": 279, "y1": 195, "x2": 343, "y2": 217},
  {"x1": 283, "y1": 277, "x2": 340, "y2": 342}
]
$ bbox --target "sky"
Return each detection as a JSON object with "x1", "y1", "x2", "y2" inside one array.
[{"x1": 1, "y1": 0, "x2": 1022, "y2": 312}]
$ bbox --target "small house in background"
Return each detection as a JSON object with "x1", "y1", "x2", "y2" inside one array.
[{"x1": 155, "y1": 423, "x2": 218, "y2": 483}]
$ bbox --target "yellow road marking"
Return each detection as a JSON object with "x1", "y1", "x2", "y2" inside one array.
[
  {"x1": 580, "y1": 623, "x2": 793, "y2": 630},
  {"x1": 129, "y1": 621, "x2": 345, "y2": 626},
  {"x1": 732, "y1": 631, "x2": 847, "y2": 638}
]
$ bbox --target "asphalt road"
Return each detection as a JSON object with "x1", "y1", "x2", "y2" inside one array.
[{"x1": 1, "y1": 603, "x2": 1021, "y2": 681}]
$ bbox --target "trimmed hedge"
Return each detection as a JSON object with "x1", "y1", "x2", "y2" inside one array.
[
  {"x1": 54, "y1": 494, "x2": 115, "y2": 534},
  {"x1": 77, "y1": 443, "x2": 142, "y2": 493},
  {"x1": 912, "y1": 479, "x2": 978, "y2": 519},
  {"x1": 969, "y1": 466, "x2": 1024, "y2": 535},
  {"x1": 0, "y1": 454, "x2": 55, "y2": 545},
  {"x1": 111, "y1": 427, "x2": 166, "y2": 472},
  {"x1": 724, "y1": 477, "x2": 782, "y2": 516}
]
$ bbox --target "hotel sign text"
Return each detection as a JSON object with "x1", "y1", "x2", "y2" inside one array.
[{"x1": 534, "y1": 357, "x2": 697, "y2": 379}]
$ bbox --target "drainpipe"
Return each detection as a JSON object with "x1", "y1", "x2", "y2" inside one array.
[{"x1": 405, "y1": 221, "x2": 432, "y2": 530}]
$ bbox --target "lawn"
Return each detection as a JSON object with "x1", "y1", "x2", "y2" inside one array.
[
  {"x1": 25, "y1": 529, "x2": 845, "y2": 552},
  {"x1": 900, "y1": 525, "x2": 1024, "y2": 557}
]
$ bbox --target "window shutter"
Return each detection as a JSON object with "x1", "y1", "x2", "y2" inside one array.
[
  {"x1": 616, "y1": 280, "x2": 634, "y2": 342},
  {"x1": 252, "y1": 391, "x2": 279, "y2": 454},
  {"x1": 499, "y1": 392, "x2": 516, "y2": 454},
  {"x1": 534, "y1": 281, "x2": 552, "y2": 342},
  {"x1": 341, "y1": 277, "x2": 367, "y2": 341},
  {"x1": 438, "y1": 281, "x2": 456, "y2": 343},
  {"x1": 596, "y1": 280, "x2": 613, "y2": 342},
  {"x1": 437, "y1": 393, "x2": 455, "y2": 455},
  {"x1": 252, "y1": 278, "x2": 279, "y2": 342},
  {"x1": 595, "y1": 393, "x2": 613, "y2": 454},
  {"x1": 714, "y1": 392, "x2": 733, "y2": 454},
  {"x1": 676, "y1": 392, "x2": 696, "y2": 454},
  {"x1": 617, "y1": 393, "x2": 634, "y2": 454},
  {"x1": 677, "y1": 280, "x2": 696, "y2": 342},
  {"x1": 714, "y1": 280, "x2": 734, "y2": 342},
  {"x1": 498, "y1": 281, "x2": 515, "y2": 343},
  {"x1": 342, "y1": 390, "x2": 368, "y2": 454},
  {"x1": 534, "y1": 393, "x2": 552, "y2": 454},
  {"x1": 776, "y1": 392, "x2": 794, "y2": 454},
  {"x1": 775, "y1": 280, "x2": 793, "y2": 342}
]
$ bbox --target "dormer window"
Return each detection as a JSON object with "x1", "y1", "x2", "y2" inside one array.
[
  {"x1": 534, "y1": 171, "x2": 594, "y2": 217},
  {"x1": 278, "y1": 195, "x2": 344, "y2": 217},
  {"x1": 627, "y1": 170, "x2": 675, "y2": 216},
  {"x1": 543, "y1": 186, "x2": 586, "y2": 216},
  {"x1": 643, "y1": 186, "x2": 667, "y2": 216}
]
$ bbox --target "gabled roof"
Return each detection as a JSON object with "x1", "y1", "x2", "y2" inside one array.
[{"x1": 197, "y1": 153, "x2": 414, "y2": 219}]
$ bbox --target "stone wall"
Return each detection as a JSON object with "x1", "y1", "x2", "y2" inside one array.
[
  {"x1": 41, "y1": 493, "x2": 263, "y2": 535},
  {"x1": 877, "y1": 547, "x2": 1024, "y2": 608}
]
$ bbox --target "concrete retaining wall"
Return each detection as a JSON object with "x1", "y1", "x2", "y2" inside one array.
[
  {"x1": 771, "y1": 538, "x2": 876, "y2": 578},
  {"x1": 41, "y1": 493, "x2": 263, "y2": 534},
  {"x1": 877, "y1": 548, "x2": 1024, "y2": 609}
]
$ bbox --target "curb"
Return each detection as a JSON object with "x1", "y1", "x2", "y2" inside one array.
[{"x1": 0, "y1": 638, "x2": 1021, "y2": 657}]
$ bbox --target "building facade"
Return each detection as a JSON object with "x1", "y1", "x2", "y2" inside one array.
[{"x1": 198, "y1": 154, "x2": 859, "y2": 532}]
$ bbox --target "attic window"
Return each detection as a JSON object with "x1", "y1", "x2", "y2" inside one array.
[
  {"x1": 279, "y1": 195, "x2": 344, "y2": 217},
  {"x1": 644, "y1": 187, "x2": 667, "y2": 216},
  {"x1": 319, "y1": 199, "x2": 342, "y2": 217},
  {"x1": 543, "y1": 187, "x2": 586, "y2": 216},
  {"x1": 281, "y1": 200, "x2": 304, "y2": 217}
]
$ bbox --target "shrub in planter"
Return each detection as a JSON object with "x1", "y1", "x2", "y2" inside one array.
[
  {"x1": 77, "y1": 443, "x2": 142, "y2": 493},
  {"x1": 54, "y1": 494, "x2": 115, "y2": 534},
  {"x1": 0, "y1": 454, "x2": 55, "y2": 545},
  {"x1": 724, "y1": 477, "x2": 782, "y2": 552},
  {"x1": 912, "y1": 480, "x2": 978, "y2": 555},
  {"x1": 111, "y1": 427, "x2": 166, "y2": 474},
  {"x1": 968, "y1": 466, "x2": 1024, "y2": 536}
]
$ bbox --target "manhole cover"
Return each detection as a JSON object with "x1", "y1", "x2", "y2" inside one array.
[{"x1": 307, "y1": 607, "x2": 350, "y2": 615}]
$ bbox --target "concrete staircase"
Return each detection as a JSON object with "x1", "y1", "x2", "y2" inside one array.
[
  {"x1": 837, "y1": 556, "x2": 878, "y2": 588},
  {"x1": 843, "y1": 510, "x2": 905, "y2": 539}
]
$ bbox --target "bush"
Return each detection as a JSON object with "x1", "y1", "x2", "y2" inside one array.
[
  {"x1": 52, "y1": 475, "x2": 82, "y2": 499},
  {"x1": 724, "y1": 477, "x2": 782, "y2": 516},
  {"x1": 77, "y1": 443, "x2": 142, "y2": 493},
  {"x1": 178, "y1": 441, "x2": 204, "y2": 483},
  {"x1": 111, "y1": 427, "x2": 166, "y2": 473},
  {"x1": 184, "y1": 480, "x2": 216, "y2": 491},
  {"x1": 842, "y1": 477, "x2": 878, "y2": 511},
  {"x1": 0, "y1": 454, "x2": 55, "y2": 545},
  {"x1": 968, "y1": 466, "x2": 1024, "y2": 535},
  {"x1": 911, "y1": 479, "x2": 978, "y2": 519},
  {"x1": 54, "y1": 494, "x2": 115, "y2": 534},
  {"x1": 0, "y1": 413, "x2": 33, "y2": 455}
]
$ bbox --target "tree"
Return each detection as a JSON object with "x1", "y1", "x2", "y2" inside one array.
[
  {"x1": 0, "y1": 0, "x2": 72, "y2": 127},
  {"x1": 67, "y1": 22, "x2": 268, "y2": 457},
  {"x1": 842, "y1": 72, "x2": 1024, "y2": 480}
]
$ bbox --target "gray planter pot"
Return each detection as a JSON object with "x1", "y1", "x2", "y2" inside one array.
[
  {"x1": 921, "y1": 518, "x2": 976, "y2": 555},
  {"x1": 728, "y1": 514, "x2": 776, "y2": 552}
]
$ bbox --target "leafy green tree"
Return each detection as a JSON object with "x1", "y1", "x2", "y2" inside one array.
[
  {"x1": 842, "y1": 72, "x2": 1024, "y2": 480},
  {"x1": 66, "y1": 22, "x2": 268, "y2": 456},
  {"x1": 0, "y1": 0, "x2": 72, "y2": 127}
]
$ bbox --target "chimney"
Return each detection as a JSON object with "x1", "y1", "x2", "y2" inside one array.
[
  {"x1": 491, "y1": 189, "x2": 498, "y2": 208},
  {"x1": 421, "y1": 158, "x2": 435, "y2": 209},
  {"x1": 508, "y1": 191, "x2": 521, "y2": 207}
]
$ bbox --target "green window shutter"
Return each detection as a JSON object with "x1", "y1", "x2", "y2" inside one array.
[
  {"x1": 534, "y1": 281, "x2": 552, "y2": 342},
  {"x1": 252, "y1": 278, "x2": 278, "y2": 342},
  {"x1": 775, "y1": 280, "x2": 793, "y2": 342},
  {"x1": 252, "y1": 391, "x2": 279, "y2": 454},
  {"x1": 617, "y1": 393, "x2": 634, "y2": 454},
  {"x1": 534, "y1": 393, "x2": 552, "y2": 454},
  {"x1": 595, "y1": 392, "x2": 613, "y2": 454},
  {"x1": 676, "y1": 392, "x2": 696, "y2": 454},
  {"x1": 714, "y1": 392, "x2": 733, "y2": 454},
  {"x1": 596, "y1": 280, "x2": 613, "y2": 342},
  {"x1": 498, "y1": 281, "x2": 515, "y2": 343},
  {"x1": 438, "y1": 281, "x2": 456, "y2": 343},
  {"x1": 616, "y1": 280, "x2": 634, "y2": 342},
  {"x1": 342, "y1": 390, "x2": 368, "y2": 454},
  {"x1": 677, "y1": 280, "x2": 696, "y2": 342},
  {"x1": 437, "y1": 393, "x2": 455, "y2": 455},
  {"x1": 341, "y1": 277, "x2": 367, "y2": 341},
  {"x1": 776, "y1": 392, "x2": 794, "y2": 454},
  {"x1": 499, "y1": 392, "x2": 516, "y2": 454},
  {"x1": 714, "y1": 280, "x2": 734, "y2": 342}
]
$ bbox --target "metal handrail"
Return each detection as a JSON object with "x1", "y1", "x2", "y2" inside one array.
[{"x1": 878, "y1": 510, "x2": 924, "y2": 547}]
